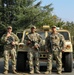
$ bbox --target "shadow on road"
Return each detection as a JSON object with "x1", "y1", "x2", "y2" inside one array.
[
  {"x1": 0, "y1": 58, "x2": 14, "y2": 74},
  {"x1": 0, "y1": 58, "x2": 4, "y2": 73},
  {"x1": 0, "y1": 58, "x2": 74, "y2": 74}
]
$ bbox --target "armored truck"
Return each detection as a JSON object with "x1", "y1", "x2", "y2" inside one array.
[{"x1": 16, "y1": 26, "x2": 73, "y2": 72}]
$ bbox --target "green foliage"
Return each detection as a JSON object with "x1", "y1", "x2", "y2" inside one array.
[
  {"x1": 63, "y1": 21, "x2": 74, "y2": 36},
  {"x1": 0, "y1": 0, "x2": 66, "y2": 34},
  {"x1": 0, "y1": 0, "x2": 74, "y2": 56}
]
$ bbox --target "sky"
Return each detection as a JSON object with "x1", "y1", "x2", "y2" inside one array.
[{"x1": 35, "y1": 0, "x2": 74, "y2": 22}]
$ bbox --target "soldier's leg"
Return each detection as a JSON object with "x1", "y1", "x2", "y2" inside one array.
[
  {"x1": 10, "y1": 48, "x2": 17, "y2": 73},
  {"x1": 27, "y1": 48, "x2": 34, "y2": 73},
  {"x1": 35, "y1": 51, "x2": 40, "y2": 73},
  {"x1": 4, "y1": 50, "x2": 9, "y2": 74},
  {"x1": 45, "y1": 53, "x2": 52, "y2": 74},
  {"x1": 47, "y1": 53, "x2": 53, "y2": 71},
  {"x1": 54, "y1": 51, "x2": 62, "y2": 74}
]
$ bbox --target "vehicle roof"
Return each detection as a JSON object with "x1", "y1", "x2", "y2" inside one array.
[
  {"x1": 57, "y1": 29, "x2": 70, "y2": 32},
  {"x1": 16, "y1": 28, "x2": 70, "y2": 33}
]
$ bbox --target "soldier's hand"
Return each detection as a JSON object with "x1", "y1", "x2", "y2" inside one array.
[
  {"x1": 62, "y1": 50, "x2": 64, "y2": 52},
  {"x1": 26, "y1": 41, "x2": 31, "y2": 45},
  {"x1": 26, "y1": 41, "x2": 31, "y2": 46},
  {"x1": 11, "y1": 42, "x2": 15, "y2": 45},
  {"x1": 34, "y1": 45, "x2": 39, "y2": 48},
  {"x1": 46, "y1": 49, "x2": 49, "y2": 52},
  {"x1": 32, "y1": 46, "x2": 35, "y2": 48},
  {"x1": 32, "y1": 45, "x2": 39, "y2": 49},
  {"x1": 6, "y1": 32, "x2": 11, "y2": 37},
  {"x1": 27, "y1": 41, "x2": 31, "y2": 44}
]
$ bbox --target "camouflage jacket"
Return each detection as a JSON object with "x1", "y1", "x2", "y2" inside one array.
[
  {"x1": 45, "y1": 32, "x2": 65, "y2": 51},
  {"x1": 25, "y1": 32, "x2": 42, "y2": 47},
  {"x1": 1, "y1": 32, "x2": 19, "y2": 45}
]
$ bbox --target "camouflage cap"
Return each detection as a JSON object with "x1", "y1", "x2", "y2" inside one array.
[
  {"x1": 7, "y1": 26, "x2": 12, "y2": 29},
  {"x1": 52, "y1": 25, "x2": 56, "y2": 28},
  {"x1": 31, "y1": 26, "x2": 36, "y2": 29}
]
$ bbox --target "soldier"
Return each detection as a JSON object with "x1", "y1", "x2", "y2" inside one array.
[
  {"x1": 45, "y1": 26, "x2": 65, "y2": 74},
  {"x1": 25, "y1": 26, "x2": 42, "y2": 74},
  {"x1": 1, "y1": 26, "x2": 19, "y2": 74}
]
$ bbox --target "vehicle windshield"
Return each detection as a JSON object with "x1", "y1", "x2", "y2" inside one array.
[
  {"x1": 38, "y1": 32, "x2": 45, "y2": 39},
  {"x1": 59, "y1": 32, "x2": 70, "y2": 40},
  {"x1": 17, "y1": 32, "x2": 23, "y2": 41},
  {"x1": 48, "y1": 32, "x2": 70, "y2": 40},
  {"x1": 17, "y1": 31, "x2": 70, "y2": 42},
  {"x1": 37, "y1": 31, "x2": 70, "y2": 40}
]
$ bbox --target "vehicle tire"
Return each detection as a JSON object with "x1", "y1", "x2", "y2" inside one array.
[
  {"x1": 64, "y1": 52, "x2": 73, "y2": 72},
  {"x1": 16, "y1": 52, "x2": 27, "y2": 71},
  {"x1": 40, "y1": 66, "x2": 47, "y2": 71}
]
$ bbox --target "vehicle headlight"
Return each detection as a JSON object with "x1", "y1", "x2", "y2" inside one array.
[
  {"x1": 65, "y1": 45, "x2": 71, "y2": 49},
  {"x1": 19, "y1": 45, "x2": 24, "y2": 48}
]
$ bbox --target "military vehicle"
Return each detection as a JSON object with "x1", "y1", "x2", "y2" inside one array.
[
  {"x1": 16, "y1": 25, "x2": 73, "y2": 72},
  {"x1": 71, "y1": 36, "x2": 74, "y2": 49}
]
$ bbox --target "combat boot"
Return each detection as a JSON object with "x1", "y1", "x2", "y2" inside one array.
[
  {"x1": 12, "y1": 70, "x2": 17, "y2": 74},
  {"x1": 30, "y1": 70, "x2": 34, "y2": 74},
  {"x1": 45, "y1": 71, "x2": 51, "y2": 74},
  {"x1": 35, "y1": 70, "x2": 40, "y2": 74},
  {"x1": 57, "y1": 71, "x2": 62, "y2": 74},
  {"x1": 4, "y1": 70, "x2": 8, "y2": 74}
]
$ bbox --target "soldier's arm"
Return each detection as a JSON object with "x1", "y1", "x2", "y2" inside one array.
[
  {"x1": 60, "y1": 35, "x2": 65, "y2": 50},
  {"x1": 37, "y1": 33, "x2": 42, "y2": 43},
  {"x1": 25, "y1": 35, "x2": 29, "y2": 40},
  {"x1": 45, "y1": 36, "x2": 50, "y2": 50},
  {"x1": 24, "y1": 34, "x2": 32, "y2": 45},
  {"x1": 13, "y1": 33, "x2": 19, "y2": 44},
  {"x1": 1, "y1": 34, "x2": 7, "y2": 44}
]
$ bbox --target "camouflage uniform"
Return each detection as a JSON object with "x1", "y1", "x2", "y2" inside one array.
[
  {"x1": 1, "y1": 32, "x2": 19, "y2": 72},
  {"x1": 26, "y1": 31, "x2": 42, "y2": 73},
  {"x1": 45, "y1": 32, "x2": 65, "y2": 74}
]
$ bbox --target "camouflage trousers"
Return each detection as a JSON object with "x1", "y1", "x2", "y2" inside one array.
[
  {"x1": 4, "y1": 47, "x2": 16, "y2": 70},
  {"x1": 27, "y1": 47, "x2": 40, "y2": 71},
  {"x1": 47, "y1": 50, "x2": 62, "y2": 72}
]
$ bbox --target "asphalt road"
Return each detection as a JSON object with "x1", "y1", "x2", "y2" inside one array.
[{"x1": 0, "y1": 58, "x2": 74, "y2": 75}]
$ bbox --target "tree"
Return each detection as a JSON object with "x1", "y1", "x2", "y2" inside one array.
[
  {"x1": 1, "y1": 0, "x2": 66, "y2": 33},
  {"x1": 10, "y1": 0, "x2": 54, "y2": 31},
  {"x1": 64, "y1": 21, "x2": 74, "y2": 36}
]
